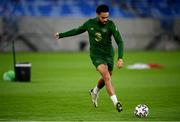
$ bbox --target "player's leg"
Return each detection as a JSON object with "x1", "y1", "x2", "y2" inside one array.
[
  {"x1": 90, "y1": 71, "x2": 111, "y2": 107},
  {"x1": 97, "y1": 64, "x2": 122, "y2": 112},
  {"x1": 89, "y1": 78, "x2": 105, "y2": 107},
  {"x1": 97, "y1": 78, "x2": 105, "y2": 89},
  {"x1": 89, "y1": 57, "x2": 106, "y2": 107},
  {"x1": 94, "y1": 71, "x2": 112, "y2": 93},
  {"x1": 97, "y1": 64, "x2": 114, "y2": 95},
  {"x1": 97, "y1": 71, "x2": 112, "y2": 88},
  {"x1": 91, "y1": 78, "x2": 104, "y2": 96}
]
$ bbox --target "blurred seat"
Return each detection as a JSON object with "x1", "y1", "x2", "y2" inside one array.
[
  {"x1": 0, "y1": 0, "x2": 179, "y2": 18},
  {"x1": 60, "y1": 3, "x2": 72, "y2": 16}
]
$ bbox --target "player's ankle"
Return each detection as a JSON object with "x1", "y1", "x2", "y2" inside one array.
[
  {"x1": 93, "y1": 86, "x2": 100, "y2": 94},
  {"x1": 110, "y1": 94, "x2": 118, "y2": 106}
]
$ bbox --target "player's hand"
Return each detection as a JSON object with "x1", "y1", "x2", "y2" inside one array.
[
  {"x1": 54, "y1": 32, "x2": 60, "y2": 39},
  {"x1": 117, "y1": 58, "x2": 123, "y2": 69}
]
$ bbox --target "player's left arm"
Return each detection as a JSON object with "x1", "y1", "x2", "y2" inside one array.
[{"x1": 111, "y1": 21, "x2": 124, "y2": 68}]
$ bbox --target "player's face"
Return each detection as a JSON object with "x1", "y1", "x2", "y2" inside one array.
[{"x1": 97, "y1": 12, "x2": 109, "y2": 24}]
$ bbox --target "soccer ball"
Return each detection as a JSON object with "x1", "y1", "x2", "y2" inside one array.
[{"x1": 134, "y1": 104, "x2": 149, "y2": 117}]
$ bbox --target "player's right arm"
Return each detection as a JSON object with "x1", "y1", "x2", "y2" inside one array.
[{"x1": 55, "y1": 21, "x2": 88, "y2": 39}]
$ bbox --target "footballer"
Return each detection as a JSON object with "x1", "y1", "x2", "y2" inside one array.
[{"x1": 55, "y1": 4, "x2": 124, "y2": 112}]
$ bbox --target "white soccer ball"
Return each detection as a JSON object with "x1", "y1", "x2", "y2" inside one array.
[{"x1": 134, "y1": 104, "x2": 149, "y2": 117}]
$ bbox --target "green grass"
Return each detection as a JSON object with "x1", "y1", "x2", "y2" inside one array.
[{"x1": 0, "y1": 51, "x2": 180, "y2": 121}]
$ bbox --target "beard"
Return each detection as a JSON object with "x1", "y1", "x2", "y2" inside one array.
[
  {"x1": 98, "y1": 18, "x2": 107, "y2": 25},
  {"x1": 102, "y1": 21, "x2": 107, "y2": 24}
]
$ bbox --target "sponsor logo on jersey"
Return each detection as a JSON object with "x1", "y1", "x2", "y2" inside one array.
[{"x1": 95, "y1": 32, "x2": 102, "y2": 42}]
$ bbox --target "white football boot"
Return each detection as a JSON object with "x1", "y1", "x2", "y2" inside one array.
[{"x1": 89, "y1": 89, "x2": 98, "y2": 107}]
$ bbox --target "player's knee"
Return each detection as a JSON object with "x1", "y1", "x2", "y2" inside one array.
[{"x1": 103, "y1": 74, "x2": 111, "y2": 82}]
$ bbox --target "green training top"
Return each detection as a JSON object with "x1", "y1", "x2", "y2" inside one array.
[{"x1": 60, "y1": 18, "x2": 124, "y2": 59}]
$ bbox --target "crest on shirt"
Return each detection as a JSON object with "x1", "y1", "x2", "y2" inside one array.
[
  {"x1": 101, "y1": 28, "x2": 107, "y2": 33},
  {"x1": 90, "y1": 27, "x2": 94, "y2": 30}
]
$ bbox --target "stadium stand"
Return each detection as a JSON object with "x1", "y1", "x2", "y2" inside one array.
[
  {"x1": 0, "y1": 0, "x2": 180, "y2": 18},
  {"x1": 0, "y1": 0, "x2": 179, "y2": 51}
]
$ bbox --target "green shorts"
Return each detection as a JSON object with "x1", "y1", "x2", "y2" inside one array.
[{"x1": 90, "y1": 56, "x2": 114, "y2": 71}]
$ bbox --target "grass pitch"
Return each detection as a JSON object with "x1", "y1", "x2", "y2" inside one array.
[{"x1": 0, "y1": 51, "x2": 180, "y2": 121}]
